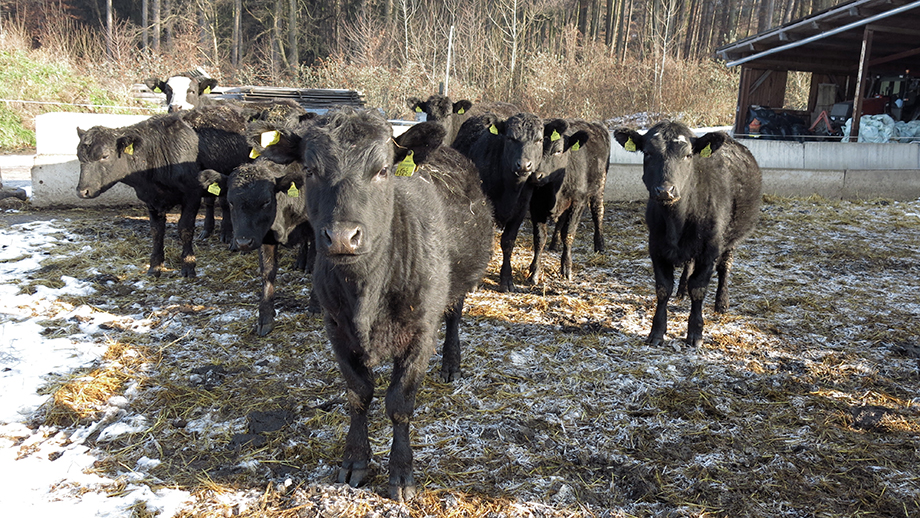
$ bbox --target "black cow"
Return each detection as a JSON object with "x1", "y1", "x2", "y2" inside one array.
[
  {"x1": 254, "y1": 110, "x2": 492, "y2": 501},
  {"x1": 212, "y1": 159, "x2": 317, "y2": 336},
  {"x1": 526, "y1": 118, "x2": 591, "y2": 285},
  {"x1": 614, "y1": 120, "x2": 762, "y2": 347},
  {"x1": 76, "y1": 105, "x2": 251, "y2": 277},
  {"x1": 145, "y1": 76, "x2": 218, "y2": 113},
  {"x1": 409, "y1": 95, "x2": 519, "y2": 146},
  {"x1": 453, "y1": 112, "x2": 546, "y2": 292}
]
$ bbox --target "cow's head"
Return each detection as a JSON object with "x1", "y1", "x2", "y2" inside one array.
[
  {"x1": 530, "y1": 119, "x2": 590, "y2": 186},
  {"x1": 253, "y1": 108, "x2": 395, "y2": 265},
  {"x1": 499, "y1": 113, "x2": 546, "y2": 183},
  {"x1": 225, "y1": 161, "x2": 305, "y2": 251},
  {"x1": 614, "y1": 121, "x2": 728, "y2": 206},
  {"x1": 75, "y1": 126, "x2": 139, "y2": 198},
  {"x1": 145, "y1": 76, "x2": 218, "y2": 113},
  {"x1": 407, "y1": 95, "x2": 473, "y2": 122},
  {"x1": 393, "y1": 121, "x2": 447, "y2": 165}
]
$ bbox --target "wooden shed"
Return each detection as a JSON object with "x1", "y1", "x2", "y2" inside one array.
[{"x1": 715, "y1": 0, "x2": 920, "y2": 140}]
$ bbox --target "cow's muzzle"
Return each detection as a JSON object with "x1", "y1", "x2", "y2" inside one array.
[
  {"x1": 654, "y1": 184, "x2": 680, "y2": 204},
  {"x1": 323, "y1": 224, "x2": 363, "y2": 256}
]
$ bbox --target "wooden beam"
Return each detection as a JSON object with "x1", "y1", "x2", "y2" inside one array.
[
  {"x1": 868, "y1": 46, "x2": 920, "y2": 67},
  {"x1": 849, "y1": 27, "x2": 874, "y2": 142}
]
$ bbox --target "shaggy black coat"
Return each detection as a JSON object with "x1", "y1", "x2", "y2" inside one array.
[
  {"x1": 614, "y1": 120, "x2": 762, "y2": 347},
  {"x1": 409, "y1": 95, "x2": 519, "y2": 146},
  {"x1": 453, "y1": 111, "x2": 545, "y2": 292},
  {"x1": 254, "y1": 111, "x2": 492, "y2": 501},
  {"x1": 75, "y1": 105, "x2": 251, "y2": 277}
]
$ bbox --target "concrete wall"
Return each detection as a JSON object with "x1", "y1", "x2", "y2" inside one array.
[
  {"x1": 605, "y1": 136, "x2": 920, "y2": 202},
  {"x1": 31, "y1": 113, "x2": 920, "y2": 207}
]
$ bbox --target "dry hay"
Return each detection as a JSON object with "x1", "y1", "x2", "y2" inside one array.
[{"x1": 4, "y1": 195, "x2": 920, "y2": 517}]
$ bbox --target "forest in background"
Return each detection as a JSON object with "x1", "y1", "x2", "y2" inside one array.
[{"x1": 0, "y1": 0, "x2": 829, "y2": 132}]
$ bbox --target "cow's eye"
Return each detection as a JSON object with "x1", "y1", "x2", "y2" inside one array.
[
  {"x1": 375, "y1": 166, "x2": 389, "y2": 180},
  {"x1": 303, "y1": 166, "x2": 315, "y2": 178}
]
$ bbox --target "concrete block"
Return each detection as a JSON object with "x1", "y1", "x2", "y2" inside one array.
[
  {"x1": 605, "y1": 164, "x2": 646, "y2": 202},
  {"x1": 738, "y1": 140, "x2": 805, "y2": 169},
  {"x1": 36, "y1": 112, "x2": 151, "y2": 156},
  {"x1": 761, "y1": 169, "x2": 846, "y2": 199},
  {"x1": 842, "y1": 169, "x2": 920, "y2": 200},
  {"x1": 31, "y1": 156, "x2": 140, "y2": 208},
  {"x1": 803, "y1": 141, "x2": 920, "y2": 170}
]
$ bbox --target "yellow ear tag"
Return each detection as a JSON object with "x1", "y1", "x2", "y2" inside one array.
[
  {"x1": 395, "y1": 151, "x2": 417, "y2": 177},
  {"x1": 207, "y1": 182, "x2": 221, "y2": 196},
  {"x1": 415, "y1": 106, "x2": 423, "y2": 113},
  {"x1": 203, "y1": 86, "x2": 211, "y2": 95},
  {"x1": 625, "y1": 137, "x2": 637, "y2": 152},
  {"x1": 458, "y1": 107, "x2": 465, "y2": 115},
  {"x1": 550, "y1": 129, "x2": 561, "y2": 142},
  {"x1": 261, "y1": 130, "x2": 281, "y2": 148},
  {"x1": 571, "y1": 141, "x2": 581, "y2": 152},
  {"x1": 287, "y1": 184, "x2": 300, "y2": 198},
  {"x1": 124, "y1": 143, "x2": 134, "y2": 155},
  {"x1": 249, "y1": 147, "x2": 260, "y2": 159},
  {"x1": 700, "y1": 143, "x2": 713, "y2": 158},
  {"x1": 489, "y1": 125, "x2": 499, "y2": 135},
  {"x1": 153, "y1": 87, "x2": 162, "y2": 93}
]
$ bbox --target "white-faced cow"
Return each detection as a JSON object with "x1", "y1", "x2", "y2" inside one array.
[
  {"x1": 453, "y1": 111, "x2": 546, "y2": 292},
  {"x1": 614, "y1": 120, "x2": 762, "y2": 347},
  {"x1": 145, "y1": 76, "x2": 218, "y2": 113},
  {"x1": 253, "y1": 110, "x2": 492, "y2": 501},
  {"x1": 76, "y1": 105, "x2": 251, "y2": 277}
]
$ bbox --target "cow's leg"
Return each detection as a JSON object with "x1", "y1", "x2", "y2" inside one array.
[
  {"x1": 527, "y1": 219, "x2": 549, "y2": 285},
  {"x1": 685, "y1": 254, "x2": 717, "y2": 347},
  {"x1": 648, "y1": 255, "x2": 674, "y2": 346},
  {"x1": 219, "y1": 195, "x2": 235, "y2": 248},
  {"x1": 559, "y1": 201, "x2": 585, "y2": 281},
  {"x1": 676, "y1": 260, "x2": 694, "y2": 300},
  {"x1": 548, "y1": 211, "x2": 569, "y2": 252},
  {"x1": 498, "y1": 218, "x2": 524, "y2": 293},
  {"x1": 590, "y1": 193, "x2": 605, "y2": 252},
  {"x1": 256, "y1": 243, "x2": 278, "y2": 336},
  {"x1": 146, "y1": 206, "x2": 167, "y2": 278},
  {"x1": 199, "y1": 196, "x2": 215, "y2": 240},
  {"x1": 714, "y1": 248, "x2": 734, "y2": 313},
  {"x1": 386, "y1": 331, "x2": 433, "y2": 501},
  {"x1": 331, "y1": 326, "x2": 374, "y2": 489},
  {"x1": 440, "y1": 296, "x2": 465, "y2": 382},
  {"x1": 177, "y1": 198, "x2": 201, "y2": 277}
]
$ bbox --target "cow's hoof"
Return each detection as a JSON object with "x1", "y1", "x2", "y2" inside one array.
[
  {"x1": 146, "y1": 267, "x2": 162, "y2": 278},
  {"x1": 686, "y1": 333, "x2": 703, "y2": 348},
  {"x1": 337, "y1": 460, "x2": 368, "y2": 487},
  {"x1": 439, "y1": 365, "x2": 461, "y2": 383},
  {"x1": 181, "y1": 267, "x2": 197, "y2": 278},
  {"x1": 255, "y1": 320, "x2": 274, "y2": 337},
  {"x1": 498, "y1": 281, "x2": 516, "y2": 293},
  {"x1": 646, "y1": 334, "x2": 664, "y2": 347},
  {"x1": 389, "y1": 475, "x2": 417, "y2": 502}
]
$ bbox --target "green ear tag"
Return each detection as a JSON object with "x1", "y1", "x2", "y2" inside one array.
[
  {"x1": 395, "y1": 151, "x2": 417, "y2": 177},
  {"x1": 458, "y1": 107, "x2": 465, "y2": 115},
  {"x1": 700, "y1": 143, "x2": 713, "y2": 158},
  {"x1": 550, "y1": 129, "x2": 561, "y2": 142},
  {"x1": 249, "y1": 148, "x2": 260, "y2": 159},
  {"x1": 203, "y1": 86, "x2": 211, "y2": 95},
  {"x1": 489, "y1": 125, "x2": 499, "y2": 135},
  {"x1": 124, "y1": 143, "x2": 134, "y2": 155},
  {"x1": 415, "y1": 106, "x2": 423, "y2": 113},
  {"x1": 625, "y1": 137, "x2": 637, "y2": 152},
  {"x1": 261, "y1": 130, "x2": 281, "y2": 148},
  {"x1": 287, "y1": 184, "x2": 300, "y2": 198},
  {"x1": 207, "y1": 182, "x2": 221, "y2": 196},
  {"x1": 153, "y1": 87, "x2": 162, "y2": 93},
  {"x1": 571, "y1": 141, "x2": 581, "y2": 152}
]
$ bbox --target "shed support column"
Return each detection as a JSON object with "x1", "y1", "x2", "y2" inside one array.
[{"x1": 849, "y1": 26, "x2": 874, "y2": 142}]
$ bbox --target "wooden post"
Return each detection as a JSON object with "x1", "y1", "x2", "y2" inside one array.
[{"x1": 849, "y1": 26, "x2": 874, "y2": 142}]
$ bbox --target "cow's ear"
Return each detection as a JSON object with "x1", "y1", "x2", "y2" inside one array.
[
  {"x1": 694, "y1": 132, "x2": 728, "y2": 157},
  {"x1": 544, "y1": 119, "x2": 568, "y2": 140},
  {"x1": 144, "y1": 78, "x2": 166, "y2": 94},
  {"x1": 198, "y1": 78, "x2": 218, "y2": 95},
  {"x1": 614, "y1": 128, "x2": 643, "y2": 152},
  {"x1": 274, "y1": 165, "x2": 306, "y2": 194},
  {"x1": 116, "y1": 135, "x2": 139, "y2": 157},
  {"x1": 248, "y1": 124, "x2": 301, "y2": 164},
  {"x1": 407, "y1": 97, "x2": 424, "y2": 112},
  {"x1": 564, "y1": 130, "x2": 590, "y2": 153},
  {"x1": 453, "y1": 100, "x2": 473, "y2": 115},
  {"x1": 394, "y1": 121, "x2": 446, "y2": 163},
  {"x1": 198, "y1": 169, "x2": 226, "y2": 192},
  {"x1": 77, "y1": 127, "x2": 86, "y2": 139}
]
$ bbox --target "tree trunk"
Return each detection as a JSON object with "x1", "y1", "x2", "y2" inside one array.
[
  {"x1": 232, "y1": 0, "x2": 241, "y2": 68},
  {"x1": 106, "y1": 0, "x2": 113, "y2": 60},
  {"x1": 142, "y1": 0, "x2": 149, "y2": 50},
  {"x1": 153, "y1": 0, "x2": 161, "y2": 51},
  {"x1": 289, "y1": 0, "x2": 299, "y2": 69}
]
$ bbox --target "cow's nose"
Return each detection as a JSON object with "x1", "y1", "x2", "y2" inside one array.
[
  {"x1": 324, "y1": 225, "x2": 362, "y2": 255},
  {"x1": 655, "y1": 184, "x2": 678, "y2": 202},
  {"x1": 235, "y1": 237, "x2": 254, "y2": 251},
  {"x1": 515, "y1": 160, "x2": 533, "y2": 176}
]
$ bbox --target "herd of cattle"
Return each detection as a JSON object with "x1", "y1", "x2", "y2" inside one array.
[{"x1": 73, "y1": 88, "x2": 762, "y2": 501}]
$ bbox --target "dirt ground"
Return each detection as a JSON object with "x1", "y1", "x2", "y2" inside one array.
[{"x1": 3, "y1": 195, "x2": 920, "y2": 517}]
